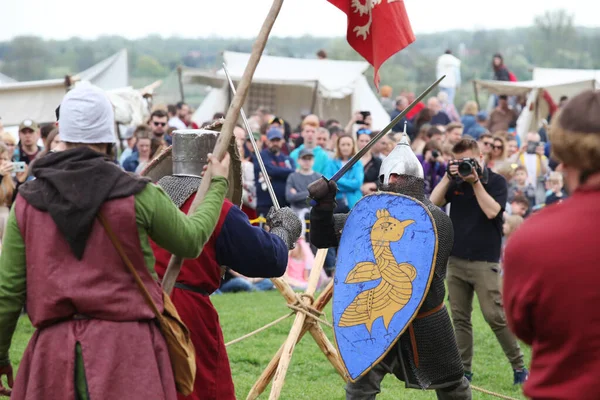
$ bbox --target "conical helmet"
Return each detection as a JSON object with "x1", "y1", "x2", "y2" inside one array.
[{"x1": 379, "y1": 132, "x2": 424, "y2": 185}]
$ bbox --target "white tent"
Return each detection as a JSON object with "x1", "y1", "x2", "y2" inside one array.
[
  {"x1": 473, "y1": 77, "x2": 596, "y2": 139},
  {"x1": 533, "y1": 67, "x2": 600, "y2": 87},
  {"x1": 0, "y1": 72, "x2": 16, "y2": 84},
  {"x1": 0, "y1": 49, "x2": 129, "y2": 127},
  {"x1": 185, "y1": 51, "x2": 391, "y2": 131}
]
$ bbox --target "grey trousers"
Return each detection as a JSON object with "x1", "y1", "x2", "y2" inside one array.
[{"x1": 345, "y1": 351, "x2": 472, "y2": 400}]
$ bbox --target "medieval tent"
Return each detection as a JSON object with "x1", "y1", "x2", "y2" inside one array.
[
  {"x1": 533, "y1": 67, "x2": 600, "y2": 86},
  {"x1": 184, "y1": 51, "x2": 391, "y2": 131},
  {"x1": 0, "y1": 72, "x2": 16, "y2": 84},
  {"x1": 473, "y1": 77, "x2": 596, "y2": 139},
  {"x1": 0, "y1": 49, "x2": 129, "y2": 128}
]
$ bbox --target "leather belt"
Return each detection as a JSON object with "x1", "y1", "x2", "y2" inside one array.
[
  {"x1": 409, "y1": 303, "x2": 446, "y2": 368},
  {"x1": 174, "y1": 282, "x2": 210, "y2": 296}
]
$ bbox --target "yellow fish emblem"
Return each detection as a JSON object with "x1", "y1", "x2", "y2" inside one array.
[{"x1": 339, "y1": 209, "x2": 416, "y2": 333}]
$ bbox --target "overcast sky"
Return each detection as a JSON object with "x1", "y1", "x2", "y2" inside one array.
[{"x1": 1, "y1": 0, "x2": 597, "y2": 41}]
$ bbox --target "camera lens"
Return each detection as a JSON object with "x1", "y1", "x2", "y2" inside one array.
[
  {"x1": 432, "y1": 150, "x2": 439, "y2": 158},
  {"x1": 458, "y1": 161, "x2": 473, "y2": 177}
]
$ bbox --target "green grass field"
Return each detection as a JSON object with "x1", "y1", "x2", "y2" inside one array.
[{"x1": 8, "y1": 291, "x2": 530, "y2": 399}]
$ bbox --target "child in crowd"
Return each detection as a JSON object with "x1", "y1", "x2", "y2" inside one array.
[
  {"x1": 285, "y1": 148, "x2": 321, "y2": 236},
  {"x1": 284, "y1": 237, "x2": 330, "y2": 291},
  {"x1": 508, "y1": 195, "x2": 530, "y2": 218},
  {"x1": 508, "y1": 165, "x2": 536, "y2": 206},
  {"x1": 545, "y1": 171, "x2": 568, "y2": 206}
]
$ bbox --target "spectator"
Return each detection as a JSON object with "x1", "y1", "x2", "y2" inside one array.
[
  {"x1": 503, "y1": 90, "x2": 600, "y2": 400},
  {"x1": 257, "y1": 106, "x2": 292, "y2": 140},
  {"x1": 2, "y1": 133, "x2": 16, "y2": 161},
  {"x1": 444, "y1": 122, "x2": 464, "y2": 146},
  {"x1": 236, "y1": 133, "x2": 257, "y2": 220},
  {"x1": 502, "y1": 214, "x2": 524, "y2": 242},
  {"x1": 15, "y1": 119, "x2": 42, "y2": 165},
  {"x1": 324, "y1": 135, "x2": 363, "y2": 212},
  {"x1": 403, "y1": 91, "x2": 426, "y2": 121},
  {"x1": 492, "y1": 53, "x2": 513, "y2": 82},
  {"x1": 545, "y1": 171, "x2": 567, "y2": 206},
  {"x1": 167, "y1": 104, "x2": 177, "y2": 120},
  {"x1": 284, "y1": 237, "x2": 330, "y2": 291},
  {"x1": 430, "y1": 137, "x2": 528, "y2": 385},
  {"x1": 516, "y1": 132, "x2": 549, "y2": 205},
  {"x1": 167, "y1": 101, "x2": 188, "y2": 130},
  {"x1": 123, "y1": 130, "x2": 152, "y2": 174},
  {"x1": 427, "y1": 97, "x2": 451, "y2": 126},
  {"x1": 410, "y1": 123, "x2": 430, "y2": 155},
  {"x1": 316, "y1": 127, "x2": 333, "y2": 157},
  {"x1": 285, "y1": 148, "x2": 320, "y2": 235},
  {"x1": 508, "y1": 165, "x2": 536, "y2": 206},
  {"x1": 488, "y1": 135, "x2": 508, "y2": 173},
  {"x1": 0, "y1": 143, "x2": 15, "y2": 240},
  {"x1": 506, "y1": 137, "x2": 519, "y2": 161},
  {"x1": 218, "y1": 269, "x2": 274, "y2": 293},
  {"x1": 375, "y1": 132, "x2": 396, "y2": 159},
  {"x1": 327, "y1": 126, "x2": 342, "y2": 153},
  {"x1": 461, "y1": 101, "x2": 478, "y2": 133},
  {"x1": 558, "y1": 95, "x2": 569, "y2": 109},
  {"x1": 508, "y1": 195, "x2": 530, "y2": 218},
  {"x1": 465, "y1": 111, "x2": 489, "y2": 140},
  {"x1": 413, "y1": 106, "x2": 433, "y2": 133},
  {"x1": 477, "y1": 133, "x2": 494, "y2": 164},
  {"x1": 417, "y1": 141, "x2": 446, "y2": 196},
  {"x1": 119, "y1": 126, "x2": 137, "y2": 166},
  {"x1": 438, "y1": 91, "x2": 460, "y2": 122},
  {"x1": 290, "y1": 121, "x2": 330, "y2": 175},
  {"x1": 149, "y1": 109, "x2": 170, "y2": 144},
  {"x1": 380, "y1": 85, "x2": 395, "y2": 115},
  {"x1": 345, "y1": 110, "x2": 373, "y2": 135},
  {"x1": 390, "y1": 97, "x2": 415, "y2": 138},
  {"x1": 425, "y1": 125, "x2": 444, "y2": 149},
  {"x1": 436, "y1": 49, "x2": 462, "y2": 105},
  {"x1": 488, "y1": 95, "x2": 518, "y2": 133},
  {"x1": 357, "y1": 129, "x2": 382, "y2": 196},
  {"x1": 254, "y1": 128, "x2": 295, "y2": 217},
  {"x1": 40, "y1": 123, "x2": 56, "y2": 143}
]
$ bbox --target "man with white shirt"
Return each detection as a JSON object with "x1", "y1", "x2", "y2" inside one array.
[
  {"x1": 168, "y1": 102, "x2": 189, "y2": 130},
  {"x1": 436, "y1": 50, "x2": 462, "y2": 105}
]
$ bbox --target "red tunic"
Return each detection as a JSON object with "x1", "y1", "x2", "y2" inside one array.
[
  {"x1": 12, "y1": 195, "x2": 176, "y2": 400},
  {"x1": 152, "y1": 196, "x2": 235, "y2": 400},
  {"x1": 503, "y1": 187, "x2": 600, "y2": 400}
]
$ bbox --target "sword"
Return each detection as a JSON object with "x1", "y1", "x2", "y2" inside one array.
[
  {"x1": 223, "y1": 63, "x2": 281, "y2": 210},
  {"x1": 329, "y1": 75, "x2": 445, "y2": 182}
]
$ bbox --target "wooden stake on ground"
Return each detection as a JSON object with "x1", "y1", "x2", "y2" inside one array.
[{"x1": 246, "y1": 280, "x2": 335, "y2": 400}]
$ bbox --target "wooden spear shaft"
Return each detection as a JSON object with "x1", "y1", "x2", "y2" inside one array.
[{"x1": 161, "y1": 0, "x2": 285, "y2": 294}]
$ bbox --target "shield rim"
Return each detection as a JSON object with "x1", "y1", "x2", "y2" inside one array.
[{"x1": 332, "y1": 191, "x2": 439, "y2": 383}]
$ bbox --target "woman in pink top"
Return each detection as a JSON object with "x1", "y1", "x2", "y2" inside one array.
[{"x1": 284, "y1": 238, "x2": 329, "y2": 290}]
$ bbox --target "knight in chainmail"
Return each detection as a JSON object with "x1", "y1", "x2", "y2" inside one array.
[
  {"x1": 150, "y1": 130, "x2": 302, "y2": 400},
  {"x1": 309, "y1": 134, "x2": 471, "y2": 399}
]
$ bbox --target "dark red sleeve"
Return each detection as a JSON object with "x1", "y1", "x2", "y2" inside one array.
[{"x1": 502, "y1": 233, "x2": 537, "y2": 345}]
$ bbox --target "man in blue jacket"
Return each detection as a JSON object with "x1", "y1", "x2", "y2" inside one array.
[{"x1": 254, "y1": 128, "x2": 296, "y2": 217}]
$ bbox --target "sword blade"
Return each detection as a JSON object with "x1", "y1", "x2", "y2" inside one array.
[
  {"x1": 223, "y1": 63, "x2": 281, "y2": 210},
  {"x1": 329, "y1": 75, "x2": 446, "y2": 182}
]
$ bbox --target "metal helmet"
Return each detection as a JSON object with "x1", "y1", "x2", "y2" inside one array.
[
  {"x1": 172, "y1": 129, "x2": 218, "y2": 177},
  {"x1": 379, "y1": 132, "x2": 424, "y2": 185}
]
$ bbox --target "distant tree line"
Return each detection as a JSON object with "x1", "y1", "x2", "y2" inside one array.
[{"x1": 0, "y1": 9, "x2": 597, "y2": 107}]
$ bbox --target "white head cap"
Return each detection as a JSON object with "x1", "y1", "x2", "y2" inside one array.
[
  {"x1": 59, "y1": 82, "x2": 116, "y2": 144},
  {"x1": 379, "y1": 132, "x2": 424, "y2": 185}
]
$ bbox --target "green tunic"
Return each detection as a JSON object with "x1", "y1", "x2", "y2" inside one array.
[{"x1": 0, "y1": 176, "x2": 229, "y2": 398}]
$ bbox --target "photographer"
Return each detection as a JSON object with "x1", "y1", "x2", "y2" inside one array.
[
  {"x1": 344, "y1": 110, "x2": 372, "y2": 135},
  {"x1": 430, "y1": 138, "x2": 528, "y2": 385}
]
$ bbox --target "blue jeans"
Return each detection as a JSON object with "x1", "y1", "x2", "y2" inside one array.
[{"x1": 218, "y1": 277, "x2": 274, "y2": 294}]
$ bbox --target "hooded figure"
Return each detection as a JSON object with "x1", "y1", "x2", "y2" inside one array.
[
  {"x1": 0, "y1": 82, "x2": 233, "y2": 399},
  {"x1": 308, "y1": 132, "x2": 471, "y2": 399}
]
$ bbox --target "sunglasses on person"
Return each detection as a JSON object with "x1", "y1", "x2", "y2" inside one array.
[
  {"x1": 153, "y1": 122, "x2": 166, "y2": 127},
  {"x1": 492, "y1": 144, "x2": 504, "y2": 150}
]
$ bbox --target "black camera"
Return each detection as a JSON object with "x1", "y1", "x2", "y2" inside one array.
[
  {"x1": 448, "y1": 158, "x2": 482, "y2": 178},
  {"x1": 431, "y1": 150, "x2": 440, "y2": 159}
]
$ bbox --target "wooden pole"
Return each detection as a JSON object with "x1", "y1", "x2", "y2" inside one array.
[
  {"x1": 161, "y1": 0, "x2": 285, "y2": 294},
  {"x1": 269, "y1": 248, "x2": 328, "y2": 399},
  {"x1": 247, "y1": 280, "x2": 334, "y2": 400},
  {"x1": 177, "y1": 66, "x2": 185, "y2": 103},
  {"x1": 308, "y1": 324, "x2": 347, "y2": 379}
]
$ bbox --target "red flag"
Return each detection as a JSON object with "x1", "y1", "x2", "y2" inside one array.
[{"x1": 328, "y1": 0, "x2": 415, "y2": 90}]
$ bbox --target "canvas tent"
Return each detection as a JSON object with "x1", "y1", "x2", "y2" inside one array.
[
  {"x1": 0, "y1": 49, "x2": 129, "y2": 127},
  {"x1": 0, "y1": 72, "x2": 15, "y2": 84},
  {"x1": 533, "y1": 67, "x2": 600, "y2": 87},
  {"x1": 184, "y1": 51, "x2": 391, "y2": 131},
  {"x1": 473, "y1": 77, "x2": 596, "y2": 139}
]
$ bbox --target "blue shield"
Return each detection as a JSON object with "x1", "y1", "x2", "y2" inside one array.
[{"x1": 333, "y1": 192, "x2": 438, "y2": 382}]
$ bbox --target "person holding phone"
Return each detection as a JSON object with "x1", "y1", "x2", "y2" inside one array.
[
  {"x1": 344, "y1": 110, "x2": 372, "y2": 134},
  {"x1": 516, "y1": 132, "x2": 549, "y2": 205}
]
